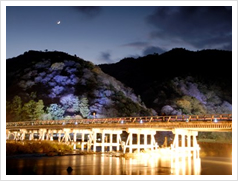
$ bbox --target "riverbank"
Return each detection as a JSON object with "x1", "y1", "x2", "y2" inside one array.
[
  {"x1": 6, "y1": 140, "x2": 74, "y2": 156},
  {"x1": 6, "y1": 140, "x2": 122, "y2": 158},
  {"x1": 6, "y1": 140, "x2": 232, "y2": 158}
]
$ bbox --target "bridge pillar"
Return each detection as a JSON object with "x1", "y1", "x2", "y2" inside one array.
[
  {"x1": 81, "y1": 133, "x2": 85, "y2": 151},
  {"x1": 6, "y1": 129, "x2": 10, "y2": 140},
  {"x1": 129, "y1": 133, "x2": 132, "y2": 153},
  {"x1": 13, "y1": 131, "x2": 19, "y2": 140},
  {"x1": 137, "y1": 133, "x2": 140, "y2": 152},
  {"x1": 62, "y1": 128, "x2": 71, "y2": 142},
  {"x1": 187, "y1": 134, "x2": 191, "y2": 148},
  {"x1": 171, "y1": 129, "x2": 200, "y2": 157},
  {"x1": 58, "y1": 130, "x2": 62, "y2": 142},
  {"x1": 116, "y1": 133, "x2": 120, "y2": 151},
  {"x1": 29, "y1": 131, "x2": 34, "y2": 141},
  {"x1": 144, "y1": 133, "x2": 147, "y2": 150},
  {"x1": 151, "y1": 133, "x2": 155, "y2": 150},
  {"x1": 181, "y1": 134, "x2": 185, "y2": 148},
  {"x1": 109, "y1": 133, "x2": 113, "y2": 151},
  {"x1": 45, "y1": 130, "x2": 52, "y2": 141},
  {"x1": 90, "y1": 129, "x2": 122, "y2": 153},
  {"x1": 20, "y1": 129, "x2": 27, "y2": 140},
  {"x1": 192, "y1": 131, "x2": 199, "y2": 158},
  {"x1": 45, "y1": 130, "x2": 49, "y2": 140},
  {"x1": 93, "y1": 131, "x2": 97, "y2": 152},
  {"x1": 39, "y1": 129, "x2": 47, "y2": 141},
  {"x1": 102, "y1": 132, "x2": 105, "y2": 152},
  {"x1": 124, "y1": 129, "x2": 156, "y2": 153}
]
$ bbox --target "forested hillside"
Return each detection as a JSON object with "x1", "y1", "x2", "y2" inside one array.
[
  {"x1": 6, "y1": 50, "x2": 155, "y2": 122},
  {"x1": 99, "y1": 48, "x2": 232, "y2": 116}
]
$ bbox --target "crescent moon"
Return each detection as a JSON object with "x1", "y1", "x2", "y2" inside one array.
[{"x1": 57, "y1": 21, "x2": 61, "y2": 25}]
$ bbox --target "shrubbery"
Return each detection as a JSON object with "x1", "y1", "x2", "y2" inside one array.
[{"x1": 6, "y1": 141, "x2": 73, "y2": 155}]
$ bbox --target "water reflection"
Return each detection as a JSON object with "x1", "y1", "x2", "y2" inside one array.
[
  {"x1": 170, "y1": 153, "x2": 201, "y2": 175},
  {"x1": 8, "y1": 152, "x2": 231, "y2": 175}
]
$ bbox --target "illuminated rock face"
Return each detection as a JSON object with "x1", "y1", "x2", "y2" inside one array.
[{"x1": 6, "y1": 50, "x2": 155, "y2": 120}]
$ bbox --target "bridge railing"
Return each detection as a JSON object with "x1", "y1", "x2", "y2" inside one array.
[{"x1": 6, "y1": 114, "x2": 232, "y2": 128}]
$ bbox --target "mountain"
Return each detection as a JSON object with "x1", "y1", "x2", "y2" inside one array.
[
  {"x1": 99, "y1": 48, "x2": 232, "y2": 115},
  {"x1": 6, "y1": 50, "x2": 155, "y2": 122}
]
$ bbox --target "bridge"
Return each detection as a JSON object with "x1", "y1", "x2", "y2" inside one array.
[{"x1": 6, "y1": 114, "x2": 232, "y2": 154}]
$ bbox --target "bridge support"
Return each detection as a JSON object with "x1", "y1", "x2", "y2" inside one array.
[
  {"x1": 45, "y1": 130, "x2": 50, "y2": 140},
  {"x1": 88, "y1": 129, "x2": 122, "y2": 152},
  {"x1": 61, "y1": 128, "x2": 71, "y2": 142},
  {"x1": 124, "y1": 129, "x2": 157, "y2": 153},
  {"x1": 28, "y1": 131, "x2": 32, "y2": 140},
  {"x1": 171, "y1": 129, "x2": 200, "y2": 158},
  {"x1": 19, "y1": 129, "x2": 27, "y2": 140},
  {"x1": 38, "y1": 129, "x2": 47, "y2": 141},
  {"x1": 6, "y1": 129, "x2": 10, "y2": 140}
]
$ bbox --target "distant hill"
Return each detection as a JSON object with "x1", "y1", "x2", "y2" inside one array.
[
  {"x1": 99, "y1": 48, "x2": 232, "y2": 115},
  {"x1": 6, "y1": 50, "x2": 155, "y2": 122}
]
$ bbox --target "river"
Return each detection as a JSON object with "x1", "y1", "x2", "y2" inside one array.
[{"x1": 6, "y1": 153, "x2": 232, "y2": 175}]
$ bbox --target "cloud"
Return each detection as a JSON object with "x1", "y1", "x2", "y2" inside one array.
[
  {"x1": 73, "y1": 6, "x2": 101, "y2": 18},
  {"x1": 122, "y1": 42, "x2": 149, "y2": 49},
  {"x1": 142, "y1": 46, "x2": 165, "y2": 56},
  {"x1": 146, "y1": 6, "x2": 232, "y2": 50},
  {"x1": 99, "y1": 51, "x2": 113, "y2": 63}
]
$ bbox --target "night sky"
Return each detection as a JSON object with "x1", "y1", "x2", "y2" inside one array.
[{"x1": 5, "y1": 3, "x2": 233, "y2": 64}]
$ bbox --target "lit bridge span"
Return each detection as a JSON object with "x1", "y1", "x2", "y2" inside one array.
[{"x1": 6, "y1": 114, "x2": 232, "y2": 154}]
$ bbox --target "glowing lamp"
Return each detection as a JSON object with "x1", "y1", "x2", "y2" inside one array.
[
  {"x1": 121, "y1": 120, "x2": 124, "y2": 124},
  {"x1": 140, "y1": 119, "x2": 143, "y2": 124},
  {"x1": 214, "y1": 118, "x2": 217, "y2": 123},
  {"x1": 75, "y1": 122, "x2": 78, "y2": 125}
]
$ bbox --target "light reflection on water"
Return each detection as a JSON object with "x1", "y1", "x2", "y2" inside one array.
[{"x1": 6, "y1": 153, "x2": 231, "y2": 175}]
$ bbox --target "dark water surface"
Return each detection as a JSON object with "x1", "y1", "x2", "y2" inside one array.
[{"x1": 6, "y1": 154, "x2": 232, "y2": 175}]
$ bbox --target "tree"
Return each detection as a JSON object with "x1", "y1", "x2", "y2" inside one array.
[
  {"x1": 79, "y1": 97, "x2": 90, "y2": 118},
  {"x1": 22, "y1": 99, "x2": 45, "y2": 120},
  {"x1": 7, "y1": 96, "x2": 22, "y2": 122},
  {"x1": 34, "y1": 100, "x2": 45, "y2": 119},
  {"x1": 60, "y1": 94, "x2": 80, "y2": 113},
  {"x1": 47, "y1": 104, "x2": 65, "y2": 120}
]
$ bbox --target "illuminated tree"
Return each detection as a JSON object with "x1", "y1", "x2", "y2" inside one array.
[
  {"x1": 60, "y1": 94, "x2": 80, "y2": 113},
  {"x1": 79, "y1": 97, "x2": 90, "y2": 118},
  {"x1": 175, "y1": 95, "x2": 206, "y2": 115},
  {"x1": 22, "y1": 99, "x2": 45, "y2": 120},
  {"x1": 47, "y1": 104, "x2": 65, "y2": 120},
  {"x1": 35, "y1": 100, "x2": 45, "y2": 119}
]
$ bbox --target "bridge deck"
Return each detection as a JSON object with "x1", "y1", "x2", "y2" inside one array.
[{"x1": 6, "y1": 114, "x2": 232, "y2": 132}]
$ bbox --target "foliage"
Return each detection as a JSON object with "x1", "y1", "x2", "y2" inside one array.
[
  {"x1": 175, "y1": 95, "x2": 206, "y2": 115},
  {"x1": 7, "y1": 96, "x2": 22, "y2": 122},
  {"x1": 60, "y1": 94, "x2": 80, "y2": 113},
  {"x1": 47, "y1": 104, "x2": 65, "y2": 120},
  {"x1": 22, "y1": 99, "x2": 45, "y2": 121},
  {"x1": 79, "y1": 97, "x2": 90, "y2": 118},
  {"x1": 50, "y1": 62, "x2": 65, "y2": 70},
  {"x1": 7, "y1": 96, "x2": 45, "y2": 121},
  {"x1": 6, "y1": 141, "x2": 73, "y2": 155}
]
